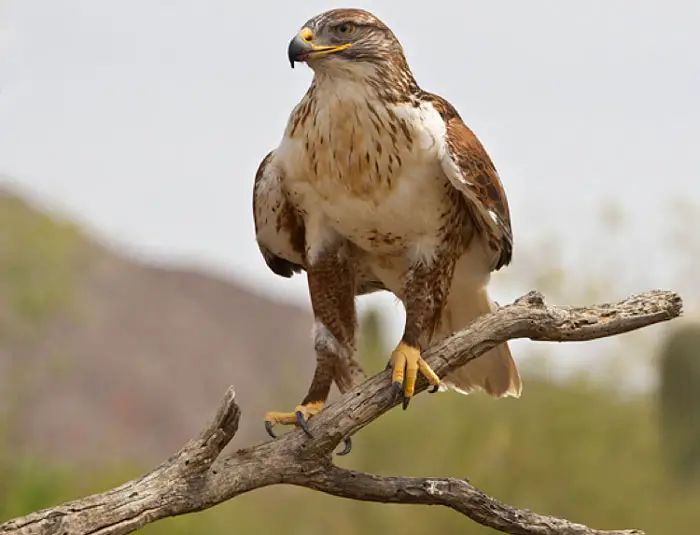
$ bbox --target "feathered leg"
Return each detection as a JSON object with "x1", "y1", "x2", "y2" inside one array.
[
  {"x1": 264, "y1": 243, "x2": 358, "y2": 443},
  {"x1": 334, "y1": 353, "x2": 367, "y2": 394},
  {"x1": 390, "y1": 251, "x2": 454, "y2": 408}
]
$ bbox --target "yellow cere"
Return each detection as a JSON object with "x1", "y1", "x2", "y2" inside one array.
[{"x1": 300, "y1": 27, "x2": 314, "y2": 42}]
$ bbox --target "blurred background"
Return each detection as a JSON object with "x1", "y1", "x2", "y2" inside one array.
[{"x1": 1, "y1": 0, "x2": 699, "y2": 533}]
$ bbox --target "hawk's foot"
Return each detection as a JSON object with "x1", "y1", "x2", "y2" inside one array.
[
  {"x1": 263, "y1": 401, "x2": 353, "y2": 456},
  {"x1": 389, "y1": 341, "x2": 440, "y2": 409},
  {"x1": 264, "y1": 400, "x2": 324, "y2": 439}
]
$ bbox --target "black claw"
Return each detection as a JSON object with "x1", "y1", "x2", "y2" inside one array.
[
  {"x1": 402, "y1": 396, "x2": 411, "y2": 410},
  {"x1": 296, "y1": 410, "x2": 314, "y2": 438},
  {"x1": 392, "y1": 381, "x2": 404, "y2": 395},
  {"x1": 429, "y1": 384, "x2": 440, "y2": 394},
  {"x1": 385, "y1": 359, "x2": 393, "y2": 370},
  {"x1": 336, "y1": 437, "x2": 353, "y2": 456},
  {"x1": 264, "y1": 420, "x2": 277, "y2": 439}
]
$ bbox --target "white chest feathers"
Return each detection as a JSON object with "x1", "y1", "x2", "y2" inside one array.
[{"x1": 276, "y1": 85, "x2": 455, "y2": 256}]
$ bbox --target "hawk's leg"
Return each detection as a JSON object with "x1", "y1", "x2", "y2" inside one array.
[
  {"x1": 264, "y1": 244, "x2": 357, "y2": 448},
  {"x1": 390, "y1": 252, "x2": 454, "y2": 409}
]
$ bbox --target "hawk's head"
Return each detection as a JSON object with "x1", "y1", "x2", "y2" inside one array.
[{"x1": 287, "y1": 8, "x2": 414, "y2": 89}]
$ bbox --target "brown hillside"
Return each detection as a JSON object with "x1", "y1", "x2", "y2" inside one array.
[{"x1": 0, "y1": 190, "x2": 315, "y2": 465}]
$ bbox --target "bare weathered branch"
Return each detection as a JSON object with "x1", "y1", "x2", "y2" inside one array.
[
  {"x1": 0, "y1": 290, "x2": 680, "y2": 535},
  {"x1": 304, "y1": 466, "x2": 644, "y2": 535}
]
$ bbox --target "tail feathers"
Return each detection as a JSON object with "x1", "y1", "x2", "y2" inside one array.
[
  {"x1": 437, "y1": 288, "x2": 522, "y2": 398},
  {"x1": 442, "y1": 340, "x2": 522, "y2": 397}
]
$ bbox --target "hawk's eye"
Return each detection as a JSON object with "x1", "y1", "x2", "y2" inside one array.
[{"x1": 335, "y1": 22, "x2": 356, "y2": 36}]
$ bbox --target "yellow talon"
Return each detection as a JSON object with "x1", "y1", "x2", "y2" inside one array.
[
  {"x1": 390, "y1": 341, "x2": 440, "y2": 407},
  {"x1": 264, "y1": 401, "x2": 324, "y2": 438}
]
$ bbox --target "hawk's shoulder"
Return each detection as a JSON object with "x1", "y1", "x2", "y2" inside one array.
[{"x1": 418, "y1": 90, "x2": 513, "y2": 270}]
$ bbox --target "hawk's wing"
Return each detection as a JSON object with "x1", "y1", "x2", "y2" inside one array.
[
  {"x1": 422, "y1": 92, "x2": 513, "y2": 270},
  {"x1": 253, "y1": 150, "x2": 306, "y2": 278},
  {"x1": 252, "y1": 150, "x2": 388, "y2": 295}
]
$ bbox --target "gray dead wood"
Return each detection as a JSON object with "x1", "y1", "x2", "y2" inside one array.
[{"x1": 1, "y1": 290, "x2": 682, "y2": 535}]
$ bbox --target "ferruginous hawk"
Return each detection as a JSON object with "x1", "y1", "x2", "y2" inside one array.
[{"x1": 253, "y1": 8, "x2": 521, "y2": 447}]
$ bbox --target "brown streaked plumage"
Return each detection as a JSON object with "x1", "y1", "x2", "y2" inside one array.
[{"x1": 253, "y1": 8, "x2": 521, "y2": 444}]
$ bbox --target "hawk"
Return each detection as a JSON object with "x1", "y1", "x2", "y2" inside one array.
[{"x1": 253, "y1": 8, "x2": 521, "y2": 443}]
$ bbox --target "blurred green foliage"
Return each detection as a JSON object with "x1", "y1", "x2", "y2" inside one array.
[
  {"x1": 658, "y1": 323, "x2": 700, "y2": 485},
  {"x1": 0, "y1": 194, "x2": 86, "y2": 339},
  {"x1": 0, "y1": 194, "x2": 88, "y2": 479}
]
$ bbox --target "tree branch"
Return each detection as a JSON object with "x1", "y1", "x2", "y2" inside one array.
[
  {"x1": 1, "y1": 290, "x2": 680, "y2": 535},
  {"x1": 304, "y1": 466, "x2": 643, "y2": 535}
]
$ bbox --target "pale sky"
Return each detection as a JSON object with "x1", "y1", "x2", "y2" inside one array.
[{"x1": 1, "y1": 0, "x2": 699, "y2": 387}]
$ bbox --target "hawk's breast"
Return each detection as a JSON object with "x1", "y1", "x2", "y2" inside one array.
[{"x1": 277, "y1": 90, "x2": 460, "y2": 255}]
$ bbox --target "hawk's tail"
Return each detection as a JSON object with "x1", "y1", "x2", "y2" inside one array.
[{"x1": 434, "y1": 285, "x2": 522, "y2": 398}]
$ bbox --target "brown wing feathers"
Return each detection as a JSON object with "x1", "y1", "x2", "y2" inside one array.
[
  {"x1": 253, "y1": 151, "x2": 306, "y2": 278},
  {"x1": 420, "y1": 92, "x2": 513, "y2": 270}
]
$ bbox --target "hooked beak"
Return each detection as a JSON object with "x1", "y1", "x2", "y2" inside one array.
[{"x1": 287, "y1": 27, "x2": 351, "y2": 68}]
